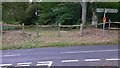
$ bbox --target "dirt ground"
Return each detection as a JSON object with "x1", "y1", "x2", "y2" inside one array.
[{"x1": 2, "y1": 27, "x2": 118, "y2": 50}]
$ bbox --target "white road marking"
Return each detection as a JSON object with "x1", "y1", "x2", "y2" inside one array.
[
  {"x1": 36, "y1": 61, "x2": 52, "y2": 68},
  {"x1": 3, "y1": 54, "x2": 21, "y2": 57},
  {"x1": 16, "y1": 65, "x2": 30, "y2": 66},
  {"x1": 38, "y1": 61, "x2": 51, "y2": 64},
  {"x1": 62, "y1": 60, "x2": 79, "y2": 63},
  {"x1": 106, "y1": 59, "x2": 120, "y2": 61},
  {"x1": 36, "y1": 64, "x2": 49, "y2": 66},
  {"x1": 61, "y1": 49, "x2": 119, "y2": 54},
  {"x1": 16, "y1": 62, "x2": 32, "y2": 67},
  {"x1": 0, "y1": 64, "x2": 12, "y2": 66},
  {"x1": 17, "y1": 62, "x2": 32, "y2": 65},
  {"x1": 85, "y1": 59, "x2": 100, "y2": 62}
]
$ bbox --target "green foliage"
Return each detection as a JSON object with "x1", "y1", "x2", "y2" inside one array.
[
  {"x1": 3, "y1": 25, "x2": 21, "y2": 31},
  {"x1": 97, "y1": 2, "x2": 120, "y2": 22},
  {"x1": 2, "y1": 2, "x2": 29, "y2": 24},
  {"x1": 50, "y1": 3, "x2": 81, "y2": 25},
  {"x1": 2, "y1": 2, "x2": 120, "y2": 25},
  {"x1": 38, "y1": 2, "x2": 59, "y2": 25}
]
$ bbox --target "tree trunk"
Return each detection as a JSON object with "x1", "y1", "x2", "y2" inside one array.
[
  {"x1": 80, "y1": 2, "x2": 87, "y2": 36},
  {"x1": 91, "y1": 2, "x2": 98, "y2": 27}
]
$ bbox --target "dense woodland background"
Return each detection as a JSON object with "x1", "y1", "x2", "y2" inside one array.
[{"x1": 2, "y1": 2, "x2": 120, "y2": 25}]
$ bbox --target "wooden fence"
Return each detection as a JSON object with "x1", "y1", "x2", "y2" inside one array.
[{"x1": 2, "y1": 22, "x2": 120, "y2": 37}]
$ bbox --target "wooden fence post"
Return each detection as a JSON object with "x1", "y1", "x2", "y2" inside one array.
[
  {"x1": 22, "y1": 23, "x2": 24, "y2": 34},
  {"x1": 22, "y1": 23, "x2": 25, "y2": 43},
  {"x1": 58, "y1": 23, "x2": 61, "y2": 37},
  {"x1": 80, "y1": 24, "x2": 83, "y2": 37},
  {"x1": 108, "y1": 19, "x2": 111, "y2": 31},
  {"x1": 36, "y1": 23, "x2": 39, "y2": 37},
  {"x1": 0, "y1": 22, "x2": 2, "y2": 49}
]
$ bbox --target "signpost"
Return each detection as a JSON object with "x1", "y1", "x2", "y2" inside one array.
[
  {"x1": 96, "y1": 8, "x2": 118, "y2": 37},
  {"x1": 96, "y1": 8, "x2": 104, "y2": 13},
  {"x1": 105, "y1": 9, "x2": 118, "y2": 13},
  {"x1": 96, "y1": 8, "x2": 118, "y2": 13},
  {"x1": 35, "y1": 10, "x2": 40, "y2": 37}
]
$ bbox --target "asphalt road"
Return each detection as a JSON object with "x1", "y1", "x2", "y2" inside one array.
[{"x1": 0, "y1": 45, "x2": 119, "y2": 67}]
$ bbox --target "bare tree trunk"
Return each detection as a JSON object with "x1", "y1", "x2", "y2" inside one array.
[
  {"x1": 80, "y1": 2, "x2": 87, "y2": 36},
  {"x1": 91, "y1": 2, "x2": 98, "y2": 27},
  {"x1": 92, "y1": 12, "x2": 98, "y2": 28}
]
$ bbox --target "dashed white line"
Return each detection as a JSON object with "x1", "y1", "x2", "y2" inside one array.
[
  {"x1": 61, "y1": 49, "x2": 119, "y2": 54},
  {"x1": 106, "y1": 59, "x2": 120, "y2": 61},
  {"x1": 85, "y1": 59, "x2": 100, "y2": 62},
  {"x1": 16, "y1": 62, "x2": 32, "y2": 67},
  {"x1": 1, "y1": 58, "x2": 120, "y2": 67},
  {"x1": 62, "y1": 60, "x2": 79, "y2": 63},
  {"x1": 36, "y1": 64, "x2": 49, "y2": 66},
  {"x1": 36, "y1": 61, "x2": 52, "y2": 67},
  {"x1": 3, "y1": 54, "x2": 21, "y2": 57},
  {"x1": 16, "y1": 65, "x2": 30, "y2": 66},
  {"x1": 38, "y1": 61, "x2": 52, "y2": 63},
  {"x1": 0, "y1": 64, "x2": 12, "y2": 66},
  {"x1": 17, "y1": 62, "x2": 32, "y2": 65}
]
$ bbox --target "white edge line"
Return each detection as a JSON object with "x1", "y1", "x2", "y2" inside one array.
[
  {"x1": 3, "y1": 54, "x2": 21, "y2": 57},
  {"x1": 106, "y1": 59, "x2": 120, "y2": 61},
  {"x1": 37, "y1": 61, "x2": 52, "y2": 67},
  {"x1": 36, "y1": 64, "x2": 49, "y2": 66},
  {"x1": 0, "y1": 64, "x2": 12, "y2": 66},
  {"x1": 61, "y1": 49, "x2": 119, "y2": 54},
  {"x1": 17, "y1": 62, "x2": 32, "y2": 65},
  {"x1": 38, "y1": 61, "x2": 52, "y2": 63},
  {"x1": 62, "y1": 60, "x2": 78, "y2": 63},
  {"x1": 16, "y1": 65, "x2": 30, "y2": 66},
  {"x1": 85, "y1": 59, "x2": 100, "y2": 62}
]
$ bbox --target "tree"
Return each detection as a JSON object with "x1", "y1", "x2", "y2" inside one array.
[
  {"x1": 90, "y1": 2, "x2": 98, "y2": 27},
  {"x1": 80, "y1": 2, "x2": 87, "y2": 36},
  {"x1": 2, "y1": 2, "x2": 119, "y2": 25},
  {"x1": 49, "y1": 2, "x2": 81, "y2": 25},
  {"x1": 2, "y1": 2, "x2": 29, "y2": 24}
]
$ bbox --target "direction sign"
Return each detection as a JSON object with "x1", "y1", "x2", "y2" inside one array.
[
  {"x1": 96, "y1": 8, "x2": 118, "y2": 37},
  {"x1": 96, "y1": 8, "x2": 118, "y2": 13},
  {"x1": 105, "y1": 9, "x2": 118, "y2": 13},
  {"x1": 96, "y1": 8, "x2": 104, "y2": 13}
]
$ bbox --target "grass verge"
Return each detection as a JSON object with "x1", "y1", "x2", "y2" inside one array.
[{"x1": 2, "y1": 41, "x2": 118, "y2": 50}]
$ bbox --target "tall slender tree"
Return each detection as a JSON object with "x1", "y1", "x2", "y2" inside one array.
[{"x1": 80, "y1": 2, "x2": 87, "y2": 36}]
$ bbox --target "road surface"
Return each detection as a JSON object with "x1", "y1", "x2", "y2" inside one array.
[{"x1": 0, "y1": 45, "x2": 119, "y2": 68}]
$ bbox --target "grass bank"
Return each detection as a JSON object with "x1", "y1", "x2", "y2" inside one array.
[{"x1": 2, "y1": 27, "x2": 119, "y2": 50}]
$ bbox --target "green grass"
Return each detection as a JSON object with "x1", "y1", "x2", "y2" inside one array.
[
  {"x1": 2, "y1": 41, "x2": 118, "y2": 50},
  {"x1": 2, "y1": 27, "x2": 118, "y2": 50}
]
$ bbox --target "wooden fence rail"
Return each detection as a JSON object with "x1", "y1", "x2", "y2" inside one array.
[
  {"x1": 2, "y1": 22, "x2": 120, "y2": 37},
  {"x1": 3, "y1": 22, "x2": 120, "y2": 28}
]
